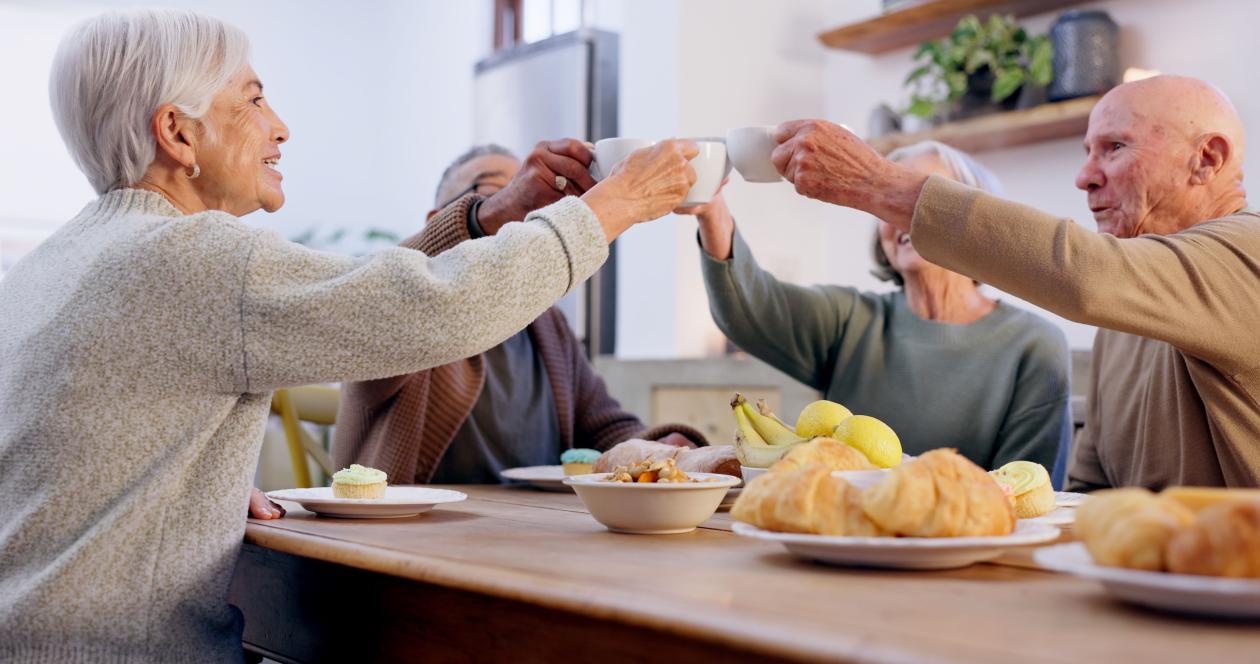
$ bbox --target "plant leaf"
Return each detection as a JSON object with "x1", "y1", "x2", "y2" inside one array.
[
  {"x1": 908, "y1": 98, "x2": 936, "y2": 118},
  {"x1": 904, "y1": 64, "x2": 932, "y2": 85},
  {"x1": 946, "y1": 70, "x2": 968, "y2": 99},
  {"x1": 1030, "y1": 40, "x2": 1054, "y2": 85},
  {"x1": 992, "y1": 68, "x2": 1026, "y2": 101}
]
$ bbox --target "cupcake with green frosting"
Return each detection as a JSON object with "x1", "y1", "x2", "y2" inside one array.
[
  {"x1": 332, "y1": 464, "x2": 387, "y2": 499},
  {"x1": 560, "y1": 448, "x2": 600, "y2": 476}
]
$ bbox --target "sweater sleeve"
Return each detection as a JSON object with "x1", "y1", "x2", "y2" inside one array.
[
  {"x1": 233, "y1": 197, "x2": 607, "y2": 392},
  {"x1": 699, "y1": 227, "x2": 859, "y2": 391},
  {"x1": 911, "y1": 176, "x2": 1260, "y2": 371}
]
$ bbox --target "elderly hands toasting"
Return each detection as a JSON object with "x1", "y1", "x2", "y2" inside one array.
[{"x1": 763, "y1": 76, "x2": 1258, "y2": 493}]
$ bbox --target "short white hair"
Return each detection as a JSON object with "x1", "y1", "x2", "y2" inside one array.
[
  {"x1": 49, "y1": 8, "x2": 250, "y2": 194},
  {"x1": 886, "y1": 140, "x2": 1003, "y2": 195}
]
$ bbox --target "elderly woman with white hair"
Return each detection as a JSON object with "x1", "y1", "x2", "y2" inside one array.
[
  {"x1": 686, "y1": 140, "x2": 1071, "y2": 478},
  {"x1": 0, "y1": 8, "x2": 697, "y2": 662}
]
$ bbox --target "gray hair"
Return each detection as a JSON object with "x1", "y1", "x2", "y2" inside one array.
[
  {"x1": 434, "y1": 144, "x2": 518, "y2": 207},
  {"x1": 49, "y1": 9, "x2": 251, "y2": 194},
  {"x1": 871, "y1": 141, "x2": 1002, "y2": 286}
]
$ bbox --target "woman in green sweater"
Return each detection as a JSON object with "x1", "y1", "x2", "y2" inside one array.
[{"x1": 688, "y1": 140, "x2": 1072, "y2": 480}]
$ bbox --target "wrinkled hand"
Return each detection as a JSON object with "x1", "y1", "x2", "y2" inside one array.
[
  {"x1": 477, "y1": 139, "x2": 599, "y2": 234},
  {"x1": 582, "y1": 139, "x2": 699, "y2": 242},
  {"x1": 248, "y1": 487, "x2": 285, "y2": 520},
  {"x1": 674, "y1": 182, "x2": 735, "y2": 260},
  {"x1": 772, "y1": 119, "x2": 925, "y2": 231},
  {"x1": 656, "y1": 432, "x2": 698, "y2": 449}
]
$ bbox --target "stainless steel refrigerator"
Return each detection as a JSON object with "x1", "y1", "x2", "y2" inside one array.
[{"x1": 473, "y1": 29, "x2": 619, "y2": 357}]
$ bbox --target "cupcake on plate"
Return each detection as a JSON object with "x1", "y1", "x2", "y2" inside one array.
[
  {"x1": 990, "y1": 461, "x2": 1055, "y2": 518},
  {"x1": 332, "y1": 464, "x2": 387, "y2": 499},
  {"x1": 560, "y1": 448, "x2": 600, "y2": 476}
]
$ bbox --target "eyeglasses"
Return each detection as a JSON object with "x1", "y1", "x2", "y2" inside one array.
[{"x1": 438, "y1": 179, "x2": 506, "y2": 209}]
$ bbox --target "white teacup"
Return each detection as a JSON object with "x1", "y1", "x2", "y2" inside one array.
[
  {"x1": 589, "y1": 137, "x2": 655, "y2": 181},
  {"x1": 682, "y1": 139, "x2": 733, "y2": 206},
  {"x1": 726, "y1": 125, "x2": 782, "y2": 183}
]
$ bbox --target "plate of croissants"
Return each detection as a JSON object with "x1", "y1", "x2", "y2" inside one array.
[
  {"x1": 1034, "y1": 487, "x2": 1260, "y2": 619},
  {"x1": 730, "y1": 445, "x2": 1060, "y2": 569}
]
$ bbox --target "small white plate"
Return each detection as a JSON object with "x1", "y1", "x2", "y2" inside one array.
[
  {"x1": 733, "y1": 521, "x2": 1060, "y2": 570},
  {"x1": 1055, "y1": 491, "x2": 1089, "y2": 507},
  {"x1": 500, "y1": 465, "x2": 573, "y2": 492},
  {"x1": 1022, "y1": 506, "x2": 1076, "y2": 528},
  {"x1": 266, "y1": 486, "x2": 467, "y2": 519},
  {"x1": 1035, "y1": 543, "x2": 1260, "y2": 619}
]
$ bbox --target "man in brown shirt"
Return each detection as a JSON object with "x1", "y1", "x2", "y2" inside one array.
[
  {"x1": 333, "y1": 140, "x2": 704, "y2": 483},
  {"x1": 767, "y1": 75, "x2": 1257, "y2": 490}
]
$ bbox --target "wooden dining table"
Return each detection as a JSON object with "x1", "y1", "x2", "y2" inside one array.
[{"x1": 230, "y1": 485, "x2": 1260, "y2": 663}]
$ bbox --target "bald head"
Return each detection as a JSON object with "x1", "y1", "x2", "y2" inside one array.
[{"x1": 1077, "y1": 75, "x2": 1247, "y2": 238}]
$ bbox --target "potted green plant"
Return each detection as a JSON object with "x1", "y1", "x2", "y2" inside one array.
[{"x1": 904, "y1": 14, "x2": 1054, "y2": 121}]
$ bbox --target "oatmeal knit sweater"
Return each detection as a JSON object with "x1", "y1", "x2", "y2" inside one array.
[{"x1": 0, "y1": 189, "x2": 607, "y2": 662}]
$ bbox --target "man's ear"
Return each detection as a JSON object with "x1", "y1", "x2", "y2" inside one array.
[
  {"x1": 150, "y1": 103, "x2": 198, "y2": 170},
  {"x1": 1190, "y1": 134, "x2": 1231, "y2": 185},
  {"x1": 426, "y1": 209, "x2": 438, "y2": 221}
]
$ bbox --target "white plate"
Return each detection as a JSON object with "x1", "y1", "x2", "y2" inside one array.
[
  {"x1": 733, "y1": 521, "x2": 1060, "y2": 570},
  {"x1": 1055, "y1": 491, "x2": 1089, "y2": 507},
  {"x1": 266, "y1": 486, "x2": 467, "y2": 519},
  {"x1": 1022, "y1": 506, "x2": 1075, "y2": 528},
  {"x1": 500, "y1": 465, "x2": 573, "y2": 492},
  {"x1": 1035, "y1": 543, "x2": 1260, "y2": 619}
]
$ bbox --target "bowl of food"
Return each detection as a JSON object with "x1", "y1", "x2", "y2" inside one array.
[{"x1": 565, "y1": 458, "x2": 741, "y2": 534}]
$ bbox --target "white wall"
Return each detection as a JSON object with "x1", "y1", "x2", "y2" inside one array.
[
  {"x1": 824, "y1": 0, "x2": 1260, "y2": 349},
  {"x1": 0, "y1": 0, "x2": 490, "y2": 258}
]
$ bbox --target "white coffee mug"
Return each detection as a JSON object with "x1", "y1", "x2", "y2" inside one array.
[
  {"x1": 589, "y1": 137, "x2": 655, "y2": 181},
  {"x1": 682, "y1": 139, "x2": 733, "y2": 206},
  {"x1": 726, "y1": 126, "x2": 782, "y2": 183}
]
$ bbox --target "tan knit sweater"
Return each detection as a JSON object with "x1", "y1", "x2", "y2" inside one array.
[
  {"x1": 912, "y1": 176, "x2": 1260, "y2": 490},
  {"x1": 333, "y1": 195, "x2": 706, "y2": 482},
  {"x1": 0, "y1": 189, "x2": 607, "y2": 662}
]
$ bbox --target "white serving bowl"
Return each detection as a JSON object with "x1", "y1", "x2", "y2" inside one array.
[
  {"x1": 740, "y1": 465, "x2": 769, "y2": 485},
  {"x1": 564, "y1": 472, "x2": 742, "y2": 534}
]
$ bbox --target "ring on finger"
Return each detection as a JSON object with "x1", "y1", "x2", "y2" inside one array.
[{"x1": 554, "y1": 175, "x2": 568, "y2": 191}]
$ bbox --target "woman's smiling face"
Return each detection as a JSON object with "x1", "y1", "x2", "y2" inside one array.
[{"x1": 192, "y1": 65, "x2": 290, "y2": 216}]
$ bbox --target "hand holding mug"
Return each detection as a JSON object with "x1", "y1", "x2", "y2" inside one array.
[
  {"x1": 477, "y1": 139, "x2": 598, "y2": 234},
  {"x1": 772, "y1": 119, "x2": 926, "y2": 231},
  {"x1": 582, "y1": 139, "x2": 699, "y2": 241}
]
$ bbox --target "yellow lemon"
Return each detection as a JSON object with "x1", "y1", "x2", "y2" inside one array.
[
  {"x1": 794, "y1": 400, "x2": 853, "y2": 438},
  {"x1": 832, "y1": 415, "x2": 902, "y2": 468}
]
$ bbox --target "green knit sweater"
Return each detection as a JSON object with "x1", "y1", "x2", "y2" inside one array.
[
  {"x1": 0, "y1": 189, "x2": 607, "y2": 663},
  {"x1": 701, "y1": 229, "x2": 1072, "y2": 472}
]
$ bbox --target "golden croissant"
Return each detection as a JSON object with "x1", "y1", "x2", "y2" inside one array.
[
  {"x1": 731, "y1": 463, "x2": 883, "y2": 536},
  {"x1": 1075, "y1": 488, "x2": 1196, "y2": 571},
  {"x1": 771, "y1": 437, "x2": 875, "y2": 474},
  {"x1": 1165, "y1": 499, "x2": 1260, "y2": 578},
  {"x1": 861, "y1": 449, "x2": 1014, "y2": 537}
]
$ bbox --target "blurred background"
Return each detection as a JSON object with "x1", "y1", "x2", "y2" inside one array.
[{"x1": 3, "y1": 0, "x2": 1257, "y2": 484}]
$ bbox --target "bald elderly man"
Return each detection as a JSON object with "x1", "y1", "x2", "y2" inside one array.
[{"x1": 769, "y1": 76, "x2": 1256, "y2": 491}]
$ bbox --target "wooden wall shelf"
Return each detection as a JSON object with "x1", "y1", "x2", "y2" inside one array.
[
  {"x1": 819, "y1": 0, "x2": 1088, "y2": 54},
  {"x1": 867, "y1": 95, "x2": 1098, "y2": 154}
]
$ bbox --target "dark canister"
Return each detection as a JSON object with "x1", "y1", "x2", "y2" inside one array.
[{"x1": 1048, "y1": 10, "x2": 1120, "y2": 101}]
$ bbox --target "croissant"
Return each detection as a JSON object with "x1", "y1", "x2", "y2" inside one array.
[
  {"x1": 771, "y1": 437, "x2": 875, "y2": 474},
  {"x1": 731, "y1": 463, "x2": 884, "y2": 536},
  {"x1": 1075, "y1": 488, "x2": 1195, "y2": 571},
  {"x1": 861, "y1": 449, "x2": 1014, "y2": 537},
  {"x1": 1166, "y1": 499, "x2": 1260, "y2": 578}
]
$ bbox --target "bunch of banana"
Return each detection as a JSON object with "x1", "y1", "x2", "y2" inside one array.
[
  {"x1": 732, "y1": 394, "x2": 812, "y2": 467},
  {"x1": 731, "y1": 393, "x2": 903, "y2": 469}
]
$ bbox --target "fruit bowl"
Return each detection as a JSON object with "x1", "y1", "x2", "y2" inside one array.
[
  {"x1": 564, "y1": 472, "x2": 742, "y2": 534},
  {"x1": 741, "y1": 465, "x2": 769, "y2": 484}
]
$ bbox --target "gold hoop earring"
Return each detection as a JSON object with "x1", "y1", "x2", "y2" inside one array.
[{"x1": 186, "y1": 164, "x2": 200, "y2": 180}]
